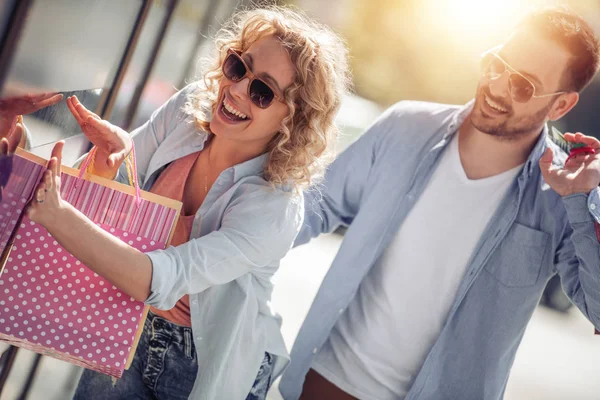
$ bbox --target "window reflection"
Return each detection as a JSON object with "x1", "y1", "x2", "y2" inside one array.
[
  {"x1": 0, "y1": 0, "x2": 143, "y2": 148},
  {"x1": 129, "y1": 0, "x2": 235, "y2": 129}
]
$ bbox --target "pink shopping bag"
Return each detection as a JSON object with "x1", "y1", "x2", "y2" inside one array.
[{"x1": 0, "y1": 147, "x2": 181, "y2": 377}]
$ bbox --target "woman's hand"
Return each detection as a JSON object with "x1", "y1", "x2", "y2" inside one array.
[
  {"x1": 0, "y1": 123, "x2": 23, "y2": 201},
  {"x1": 66, "y1": 95, "x2": 132, "y2": 179},
  {"x1": 26, "y1": 141, "x2": 70, "y2": 228},
  {"x1": 22, "y1": 138, "x2": 152, "y2": 301},
  {"x1": 0, "y1": 123, "x2": 23, "y2": 156}
]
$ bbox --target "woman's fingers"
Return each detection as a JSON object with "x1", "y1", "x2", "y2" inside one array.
[
  {"x1": 66, "y1": 96, "x2": 86, "y2": 126},
  {"x1": 50, "y1": 141, "x2": 64, "y2": 177},
  {"x1": 8, "y1": 123, "x2": 24, "y2": 152},
  {"x1": 67, "y1": 96, "x2": 100, "y2": 129},
  {"x1": 73, "y1": 96, "x2": 100, "y2": 120},
  {"x1": 0, "y1": 138, "x2": 8, "y2": 156},
  {"x1": 86, "y1": 115, "x2": 112, "y2": 134},
  {"x1": 43, "y1": 168, "x2": 53, "y2": 192},
  {"x1": 0, "y1": 123, "x2": 24, "y2": 154},
  {"x1": 35, "y1": 184, "x2": 46, "y2": 203}
]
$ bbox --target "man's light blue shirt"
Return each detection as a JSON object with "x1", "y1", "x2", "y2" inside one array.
[{"x1": 280, "y1": 100, "x2": 600, "y2": 399}]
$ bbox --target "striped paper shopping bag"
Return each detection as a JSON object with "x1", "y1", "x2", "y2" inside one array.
[{"x1": 0, "y1": 147, "x2": 181, "y2": 377}]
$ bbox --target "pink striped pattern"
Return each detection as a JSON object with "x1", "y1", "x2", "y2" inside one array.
[
  {"x1": 0, "y1": 155, "x2": 45, "y2": 250},
  {"x1": 60, "y1": 174, "x2": 177, "y2": 244},
  {"x1": 0, "y1": 154, "x2": 179, "y2": 377}
]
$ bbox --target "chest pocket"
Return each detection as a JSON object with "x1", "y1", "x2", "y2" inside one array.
[{"x1": 484, "y1": 222, "x2": 550, "y2": 287}]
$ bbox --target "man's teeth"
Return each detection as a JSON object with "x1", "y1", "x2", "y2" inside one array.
[
  {"x1": 223, "y1": 99, "x2": 248, "y2": 119},
  {"x1": 485, "y1": 96, "x2": 508, "y2": 113}
]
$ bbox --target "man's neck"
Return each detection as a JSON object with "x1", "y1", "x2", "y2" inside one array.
[{"x1": 456, "y1": 117, "x2": 542, "y2": 180}]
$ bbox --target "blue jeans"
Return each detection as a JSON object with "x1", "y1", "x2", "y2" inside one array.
[{"x1": 73, "y1": 311, "x2": 273, "y2": 399}]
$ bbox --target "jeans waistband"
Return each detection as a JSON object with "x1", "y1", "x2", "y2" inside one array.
[{"x1": 146, "y1": 310, "x2": 194, "y2": 359}]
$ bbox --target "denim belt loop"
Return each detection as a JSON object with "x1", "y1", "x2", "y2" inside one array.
[{"x1": 183, "y1": 329, "x2": 193, "y2": 360}]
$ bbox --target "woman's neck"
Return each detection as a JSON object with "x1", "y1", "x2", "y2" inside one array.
[{"x1": 207, "y1": 134, "x2": 269, "y2": 171}]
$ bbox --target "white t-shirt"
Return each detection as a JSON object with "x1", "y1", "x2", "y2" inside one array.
[{"x1": 312, "y1": 133, "x2": 522, "y2": 400}]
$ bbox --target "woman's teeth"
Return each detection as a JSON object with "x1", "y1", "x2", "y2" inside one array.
[{"x1": 223, "y1": 98, "x2": 248, "y2": 119}]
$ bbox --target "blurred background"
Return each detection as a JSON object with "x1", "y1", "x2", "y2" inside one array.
[{"x1": 0, "y1": 0, "x2": 599, "y2": 399}]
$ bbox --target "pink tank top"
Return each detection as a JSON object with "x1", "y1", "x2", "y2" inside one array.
[{"x1": 148, "y1": 151, "x2": 201, "y2": 327}]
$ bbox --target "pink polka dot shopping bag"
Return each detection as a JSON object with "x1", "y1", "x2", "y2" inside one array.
[{"x1": 0, "y1": 147, "x2": 181, "y2": 378}]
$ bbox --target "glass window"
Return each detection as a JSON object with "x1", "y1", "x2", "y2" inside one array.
[
  {"x1": 0, "y1": 0, "x2": 17, "y2": 44},
  {"x1": 0, "y1": 0, "x2": 144, "y2": 162},
  {"x1": 129, "y1": 0, "x2": 238, "y2": 129},
  {"x1": 109, "y1": 0, "x2": 174, "y2": 129}
]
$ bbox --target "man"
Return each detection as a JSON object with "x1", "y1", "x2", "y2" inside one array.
[{"x1": 279, "y1": 7, "x2": 600, "y2": 400}]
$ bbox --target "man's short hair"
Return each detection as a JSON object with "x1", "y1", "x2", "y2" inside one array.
[{"x1": 518, "y1": 6, "x2": 600, "y2": 93}]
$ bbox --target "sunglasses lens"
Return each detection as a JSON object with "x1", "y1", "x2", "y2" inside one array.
[
  {"x1": 481, "y1": 54, "x2": 505, "y2": 79},
  {"x1": 509, "y1": 74, "x2": 534, "y2": 102},
  {"x1": 223, "y1": 54, "x2": 246, "y2": 82},
  {"x1": 249, "y1": 80, "x2": 275, "y2": 108}
]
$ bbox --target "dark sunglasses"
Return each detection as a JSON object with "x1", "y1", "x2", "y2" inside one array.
[
  {"x1": 222, "y1": 49, "x2": 283, "y2": 109},
  {"x1": 480, "y1": 48, "x2": 566, "y2": 103}
]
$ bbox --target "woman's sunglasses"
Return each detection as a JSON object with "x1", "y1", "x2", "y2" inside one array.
[
  {"x1": 222, "y1": 49, "x2": 283, "y2": 109},
  {"x1": 480, "y1": 47, "x2": 566, "y2": 103}
]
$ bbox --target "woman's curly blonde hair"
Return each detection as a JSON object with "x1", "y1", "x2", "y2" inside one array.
[{"x1": 185, "y1": 6, "x2": 350, "y2": 190}]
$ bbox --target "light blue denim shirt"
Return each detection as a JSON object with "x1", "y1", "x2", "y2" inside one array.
[
  {"x1": 280, "y1": 100, "x2": 600, "y2": 400},
  {"x1": 114, "y1": 83, "x2": 303, "y2": 399}
]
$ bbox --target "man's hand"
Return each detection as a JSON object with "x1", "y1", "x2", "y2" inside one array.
[{"x1": 540, "y1": 132, "x2": 600, "y2": 196}]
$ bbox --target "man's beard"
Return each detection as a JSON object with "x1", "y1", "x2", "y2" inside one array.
[{"x1": 470, "y1": 85, "x2": 553, "y2": 141}]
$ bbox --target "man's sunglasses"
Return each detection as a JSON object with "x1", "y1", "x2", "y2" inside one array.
[
  {"x1": 480, "y1": 47, "x2": 566, "y2": 103},
  {"x1": 222, "y1": 49, "x2": 283, "y2": 109}
]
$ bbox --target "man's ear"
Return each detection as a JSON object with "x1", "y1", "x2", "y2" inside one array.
[{"x1": 547, "y1": 92, "x2": 579, "y2": 121}]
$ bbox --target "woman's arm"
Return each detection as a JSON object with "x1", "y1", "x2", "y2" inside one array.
[
  {"x1": 27, "y1": 142, "x2": 153, "y2": 302},
  {"x1": 68, "y1": 82, "x2": 199, "y2": 184},
  {"x1": 28, "y1": 141, "x2": 303, "y2": 310}
]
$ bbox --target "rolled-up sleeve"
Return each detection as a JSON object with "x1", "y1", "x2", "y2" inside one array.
[{"x1": 144, "y1": 186, "x2": 303, "y2": 310}]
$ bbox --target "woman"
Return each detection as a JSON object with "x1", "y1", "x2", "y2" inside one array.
[{"x1": 25, "y1": 6, "x2": 349, "y2": 400}]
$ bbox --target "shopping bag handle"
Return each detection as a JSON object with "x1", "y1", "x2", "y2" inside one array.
[{"x1": 78, "y1": 144, "x2": 142, "y2": 206}]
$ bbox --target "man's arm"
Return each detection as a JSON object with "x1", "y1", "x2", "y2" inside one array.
[
  {"x1": 295, "y1": 105, "x2": 399, "y2": 246},
  {"x1": 554, "y1": 193, "x2": 600, "y2": 329},
  {"x1": 541, "y1": 132, "x2": 600, "y2": 329}
]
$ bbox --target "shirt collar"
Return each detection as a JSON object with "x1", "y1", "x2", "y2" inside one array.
[
  {"x1": 232, "y1": 153, "x2": 269, "y2": 183},
  {"x1": 199, "y1": 133, "x2": 268, "y2": 183}
]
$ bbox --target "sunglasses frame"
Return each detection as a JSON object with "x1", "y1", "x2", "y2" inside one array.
[
  {"x1": 222, "y1": 49, "x2": 283, "y2": 109},
  {"x1": 481, "y1": 45, "x2": 567, "y2": 103}
]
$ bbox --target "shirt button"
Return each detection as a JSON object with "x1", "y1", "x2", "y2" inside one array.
[
  {"x1": 196, "y1": 336, "x2": 202, "y2": 341},
  {"x1": 192, "y1": 299, "x2": 198, "y2": 305},
  {"x1": 591, "y1": 203, "x2": 597, "y2": 210},
  {"x1": 338, "y1": 309, "x2": 344, "y2": 314},
  {"x1": 313, "y1": 348, "x2": 318, "y2": 354}
]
